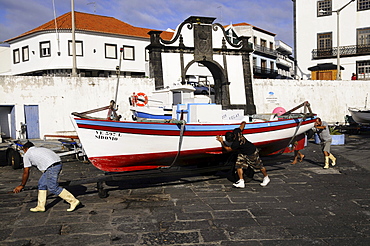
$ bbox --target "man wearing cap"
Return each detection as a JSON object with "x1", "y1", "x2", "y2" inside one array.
[{"x1": 13, "y1": 141, "x2": 80, "y2": 212}]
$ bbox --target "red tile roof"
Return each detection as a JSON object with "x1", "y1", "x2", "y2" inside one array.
[{"x1": 6, "y1": 11, "x2": 173, "y2": 42}]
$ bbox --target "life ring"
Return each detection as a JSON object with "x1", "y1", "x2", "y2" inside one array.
[{"x1": 135, "y1": 92, "x2": 148, "y2": 107}]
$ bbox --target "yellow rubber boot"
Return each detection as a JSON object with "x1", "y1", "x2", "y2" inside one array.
[
  {"x1": 329, "y1": 153, "x2": 336, "y2": 166},
  {"x1": 30, "y1": 190, "x2": 47, "y2": 212},
  {"x1": 324, "y1": 156, "x2": 330, "y2": 169},
  {"x1": 58, "y1": 189, "x2": 80, "y2": 212}
]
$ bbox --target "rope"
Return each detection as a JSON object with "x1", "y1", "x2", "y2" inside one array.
[
  {"x1": 161, "y1": 120, "x2": 186, "y2": 169},
  {"x1": 276, "y1": 114, "x2": 307, "y2": 156}
]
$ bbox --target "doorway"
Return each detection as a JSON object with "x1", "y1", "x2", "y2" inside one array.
[
  {"x1": 0, "y1": 106, "x2": 16, "y2": 140},
  {"x1": 24, "y1": 105, "x2": 40, "y2": 139}
]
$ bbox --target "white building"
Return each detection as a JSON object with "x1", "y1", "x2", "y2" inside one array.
[
  {"x1": 295, "y1": 0, "x2": 370, "y2": 80},
  {"x1": 225, "y1": 23, "x2": 294, "y2": 79},
  {"x1": 0, "y1": 45, "x2": 11, "y2": 75},
  {"x1": 3, "y1": 12, "x2": 173, "y2": 78}
]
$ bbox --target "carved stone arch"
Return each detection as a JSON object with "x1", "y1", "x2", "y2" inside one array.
[
  {"x1": 184, "y1": 59, "x2": 229, "y2": 107},
  {"x1": 147, "y1": 16, "x2": 256, "y2": 114}
]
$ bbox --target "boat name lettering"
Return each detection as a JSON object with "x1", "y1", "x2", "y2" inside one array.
[{"x1": 95, "y1": 131, "x2": 121, "y2": 141}]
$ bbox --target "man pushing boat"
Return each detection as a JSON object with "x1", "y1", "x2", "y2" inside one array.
[
  {"x1": 13, "y1": 141, "x2": 81, "y2": 212},
  {"x1": 216, "y1": 121, "x2": 270, "y2": 188}
]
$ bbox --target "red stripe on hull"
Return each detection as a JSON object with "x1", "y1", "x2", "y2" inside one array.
[
  {"x1": 77, "y1": 119, "x2": 315, "y2": 137},
  {"x1": 88, "y1": 137, "x2": 295, "y2": 172}
]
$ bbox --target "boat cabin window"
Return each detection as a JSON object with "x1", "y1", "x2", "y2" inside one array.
[
  {"x1": 173, "y1": 92, "x2": 182, "y2": 105},
  {"x1": 172, "y1": 91, "x2": 193, "y2": 105}
]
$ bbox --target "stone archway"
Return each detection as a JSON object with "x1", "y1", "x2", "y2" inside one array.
[
  {"x1": 147, "y1": 16, "x2": 256, "y2": 114},
  {"x1": 184, "y1": 59, "x2": 229, "y2": 106}
]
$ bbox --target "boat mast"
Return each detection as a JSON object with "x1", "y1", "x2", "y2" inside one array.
[
  {"x1": 114, "y1": 47, "x2": 124, "y2": 105},
  {"x1": 71, "y1": 0, "x2": 77, "y2": 77}
]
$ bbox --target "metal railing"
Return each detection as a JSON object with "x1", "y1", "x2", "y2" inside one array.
[
  {"x1": 312, "y1": 44, "x2": 370, "y2": 59},
  {"x1": 254, "y1": 44, "x2": 278, "y2": 57},
  {"x1": 253, "y1": 66, "x2": 278, "y2": 76}
]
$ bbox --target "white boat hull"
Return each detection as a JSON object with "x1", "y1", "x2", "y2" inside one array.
[
  {"x1": 71, "y1": 116, "x2": 316, "y2": 172},
  {"x1": 349, "y1": 108, "x2": 370, "y2": 124}
]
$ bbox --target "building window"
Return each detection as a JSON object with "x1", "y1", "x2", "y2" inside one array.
[
  {"x1": 318, "y1": 32, "x2": 332, "y2": 49},
  {"x1": 260, "y1": 39, "x2": 267, "y2": 47},
  {"x1": 68, "y1": 41, "x2": 83, "y2": 56},
  {"x1": 357, "y1": 28, "x2": 370, "y2": 54},
  {"x1": 13, "y1": 49, "x2": 20, "y2": 64},
  {"x1": 357, "y1": 28, "x2": 370, "y2": 45},
  {"x1": 145, "y1": 49, "x2": 149, "y2": 61},
  {"x1": 357, "y1": 60, "x2": 370, "y2": 80},
  {"x1": 317, "y1": 0, "x2": 332, "y2": 16},
  {"x1": 270, "y1": 61, "x2": 275, "y2": 71},
  {"x1": 105, "y1": 44, "x2": 117, "y2": 59},
  {"x1": 269, "y1": 42, "x2": 274, "y2": 50},
  {"x1": 123, "y1": 46, "x2": 134, "y2": 60},
  {"x1": 40, "y1": 41, "x2": 51, "y2": 57},
  {"x1": 358, "y1": 0, "x2": 370, "y2": 11},
  {"x1": 317, "y1": 32, "x2": 333, "y2": 57},
  {"x1": 22, "y1": 46, "x2": 29, "y2": 62},
  {"x1": 253, "y1": 36, "x2": 257, "y2": 46}
]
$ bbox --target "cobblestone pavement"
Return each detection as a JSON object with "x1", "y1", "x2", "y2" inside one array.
[{"x1": 0, "y1": 134, "x2": 369, "y2": 245}]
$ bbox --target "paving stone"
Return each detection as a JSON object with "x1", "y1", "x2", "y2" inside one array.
[
  {"x1": 141, "y1": 231, "x2": 199, "y2": 245},
  {"x1": 116, "y1": 222, "x2": 160, "y2": 233},
  {"x1": 176, "y1": 211, "x2": 213, "y2": 220},
  {"x1": 12, "y1": 225, "x2": 62, "y2": 238},
  {"x1": 212, "y1": 218, "x2": 259, "y2": 230},
  {"x1": 228, "y1": 226, "x2": 292, "y2": 240},
  {"x1": 110, "y1": 233, "x2": 139, "y2": 245},
  {"x1": 259, "y1": 238, "x2": 327, "y2": 245},
  {"x1": 161, "y1": 220, "x2": 211, "y2": 231},
  {"x1": 200, "y1": 228, "x2": 228, "y2": 242}
]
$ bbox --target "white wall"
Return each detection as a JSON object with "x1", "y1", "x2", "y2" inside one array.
[
  {"x1": 0, "y1": 46, "x2": 11, "y2": 75},
  {"x1": 0, "y1": 76, "x2": 155, "y2": 138},
  {"x1": 253, "y1": 79, "x2": 370, "y2": 123}
]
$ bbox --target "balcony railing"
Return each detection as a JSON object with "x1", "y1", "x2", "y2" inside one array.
[
  {"x1": 312, "y1": 44, "x2": 370, "y2": 59},
  {"x1": 254, "y1": 44, "x2": 278, "y2": 57},
  {"x1": 276, "y1": 58, "x2": 293, "y2": 68},
  {"x1": 253, "y1": 66, "x2": 278, "y2": 78}
]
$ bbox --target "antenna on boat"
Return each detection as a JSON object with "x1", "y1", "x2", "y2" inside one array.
[{"x1": 52, "y1": 0, "x2": 61, "y2": 56}]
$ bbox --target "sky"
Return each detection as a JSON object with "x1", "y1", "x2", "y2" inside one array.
[{"x1": 0, "y1": 0, "x2": 294, "y2": 46}]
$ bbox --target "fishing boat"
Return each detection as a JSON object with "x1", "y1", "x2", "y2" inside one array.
[
  {"x1": 348, "y1": 107, "x2": 370, "y2": 124},
  {"x1": 71, "y1": 86, "x2": 316, "y2": 172}
]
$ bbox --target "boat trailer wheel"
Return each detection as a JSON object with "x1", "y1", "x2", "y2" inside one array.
[{"x1": 97, "y1": 181, "x2": 108, "y2": 198}]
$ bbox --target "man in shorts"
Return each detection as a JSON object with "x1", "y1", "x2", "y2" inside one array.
[
  {"x1": 313, "y1": 117, "x2": 336, "y2": 169},
  {"x1": 216, "y1": 121, "x2": 270, "y2": 188}
]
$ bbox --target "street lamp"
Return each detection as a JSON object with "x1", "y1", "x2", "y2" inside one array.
[{"x1": 321, "y1": 0, "x2": 355, "y2": 80}]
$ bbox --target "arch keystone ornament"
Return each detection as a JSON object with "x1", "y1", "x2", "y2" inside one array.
[{"x1": 147, "y1": 16, "x2": 256, "y2": 114}]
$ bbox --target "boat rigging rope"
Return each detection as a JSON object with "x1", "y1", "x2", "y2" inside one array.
[
  {"x1": 161, "y1": 120, "x2": 186, "y2": 170},
  {"x1": 275, "y1": 114, "x2": 308, "y2": 156}
]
